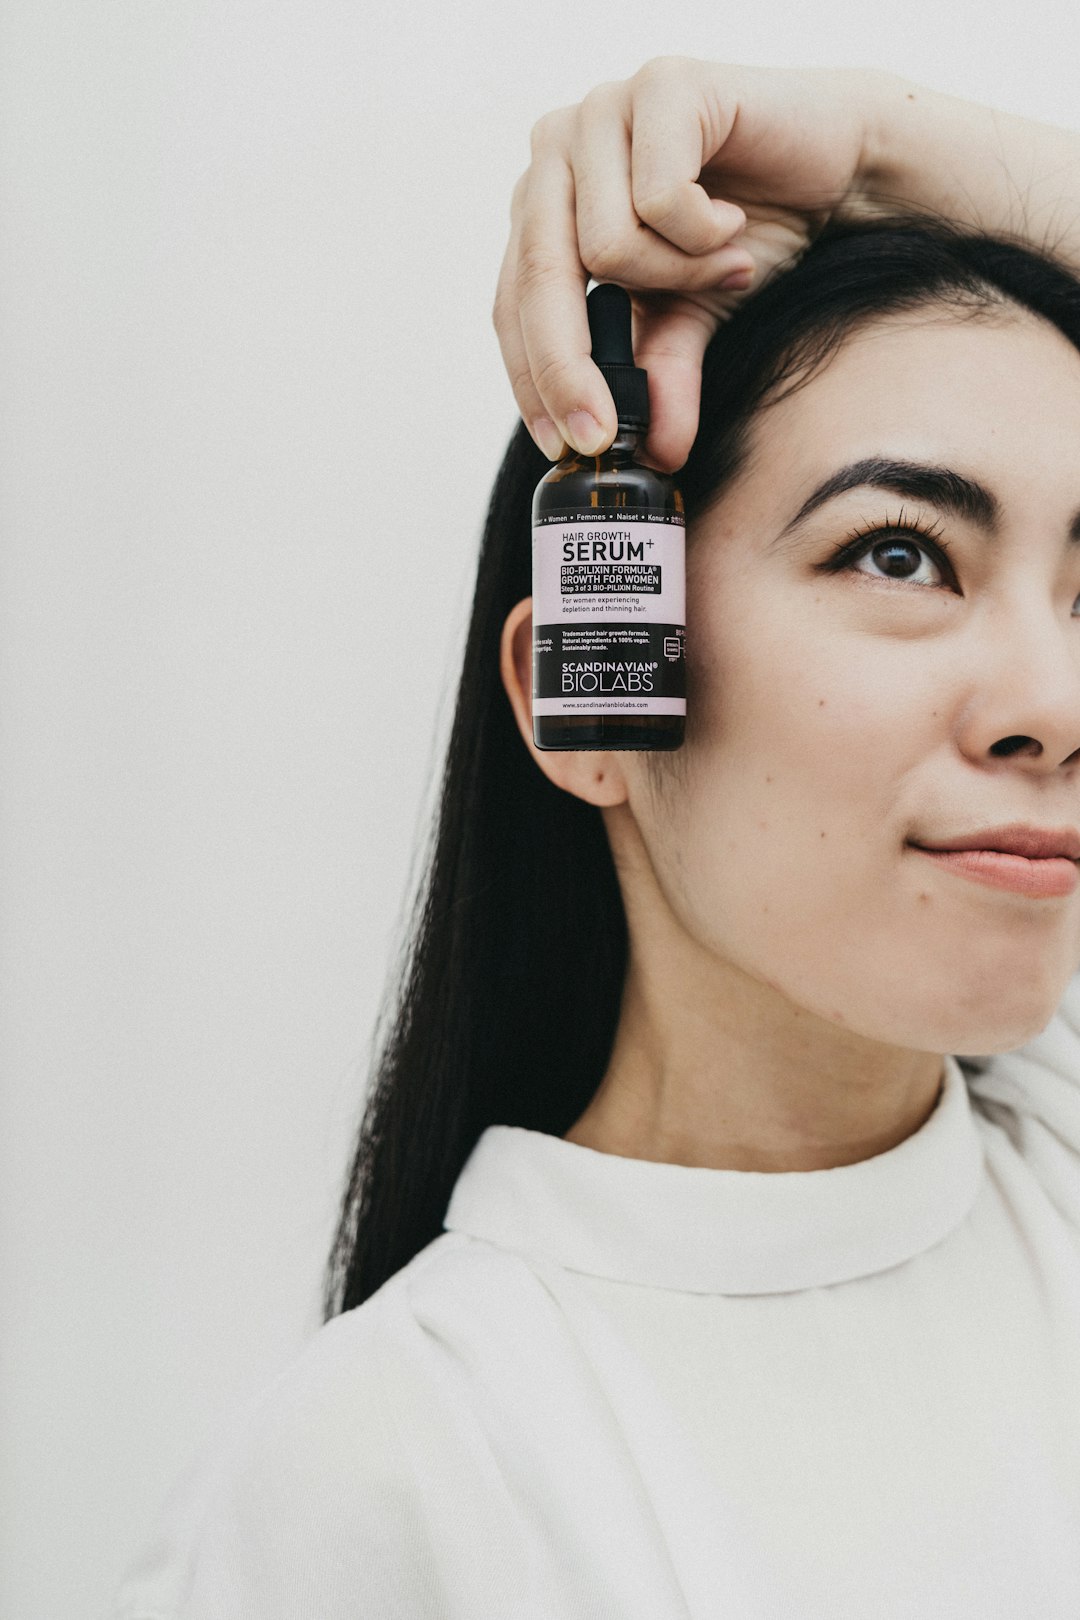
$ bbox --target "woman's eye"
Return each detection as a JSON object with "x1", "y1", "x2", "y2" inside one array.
[
  {"x1": 842, "y1": 531, "x2": 949, "y2": 588},
  {"x1": 830, "y1": 529, "x2": 1080, "y2": 615}
]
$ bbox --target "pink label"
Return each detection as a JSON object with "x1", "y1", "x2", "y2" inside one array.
[{"x1": 532, "y1": 514, "x2": 685, "y2": 718}]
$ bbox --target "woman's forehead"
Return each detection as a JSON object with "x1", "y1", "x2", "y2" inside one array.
[{"x1": 744, "y1": 310, "x2": 1080, "y2": 493}]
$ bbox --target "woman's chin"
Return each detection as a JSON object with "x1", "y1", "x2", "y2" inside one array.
[{"x1": 937, "y1": 1001, "x2": 1063, "y2": 1057}]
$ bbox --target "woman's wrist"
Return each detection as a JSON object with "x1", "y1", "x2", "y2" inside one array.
[{"x1": 851, "y1": 69, "x2": 1080, "y2": 268}]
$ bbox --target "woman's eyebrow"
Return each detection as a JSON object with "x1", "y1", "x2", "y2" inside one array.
[{"x1": 773, "y1": 457, "x2": 1002, "y2": 547}]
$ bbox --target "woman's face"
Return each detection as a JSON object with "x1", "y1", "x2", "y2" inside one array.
[{"x1": 635, "y1": 305, "x2": 1080, "y2": 1056}]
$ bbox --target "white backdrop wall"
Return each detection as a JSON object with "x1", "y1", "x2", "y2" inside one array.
[{"x1": 2, "y1": 2, "x2": 1078, "y2": 1615}]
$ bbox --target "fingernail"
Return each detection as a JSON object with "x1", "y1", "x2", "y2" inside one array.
[
  {"x1": 565, "y1": 410, "x2": 607, "y2": 455},
  {"x1": 532, "y1": 416, "x2": 565, "y2": 461},
  {"x1": 719, "y1": 266, "x2": 753, "y2": 290}
]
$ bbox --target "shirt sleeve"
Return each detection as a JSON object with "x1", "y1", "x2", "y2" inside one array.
[
  {"x1": 101, "y1": 1286, "x2": 446, "y2": 1620},
  {"x1": 963, "y1": 963, "x2": 1080, "y2": 1229}
]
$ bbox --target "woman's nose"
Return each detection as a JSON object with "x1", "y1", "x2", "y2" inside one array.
[{"x1": 977, "y1": 604, "x2": 1080, "y2": 766}]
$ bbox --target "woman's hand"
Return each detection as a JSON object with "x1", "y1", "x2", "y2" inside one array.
[{"x1": 492, "y1": 57, "x2": 898, "y2": 472}]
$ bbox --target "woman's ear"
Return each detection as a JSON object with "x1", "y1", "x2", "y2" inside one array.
[{"x1": 499, "y1": 596, "x2": 629, "y2": 808}]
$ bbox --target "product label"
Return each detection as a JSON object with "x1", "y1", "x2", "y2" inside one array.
[{"x1": 532, "y1": 510, "x2": 685, "y2": 717}]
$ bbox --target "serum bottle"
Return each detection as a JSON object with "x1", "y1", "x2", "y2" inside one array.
[{"x1": 531, "y1": 281, "x2": 685, "y2": 751}]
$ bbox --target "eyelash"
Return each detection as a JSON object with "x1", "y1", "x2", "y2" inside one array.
[{"x1": 821, "y1": 513, "x2": 955, "y2": 585}]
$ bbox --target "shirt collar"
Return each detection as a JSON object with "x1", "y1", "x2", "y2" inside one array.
[{"x1": 443, "y1": 1054, "x2": 985, "y2": 1294}]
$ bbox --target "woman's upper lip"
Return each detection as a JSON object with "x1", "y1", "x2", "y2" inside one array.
[{"x1": 911, "y1": 823, "x2": 1080, "y2": 861}]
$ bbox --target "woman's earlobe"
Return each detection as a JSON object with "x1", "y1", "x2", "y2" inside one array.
[{"x1": 498, "y1": 596, "x2": 629, "y2": 808}]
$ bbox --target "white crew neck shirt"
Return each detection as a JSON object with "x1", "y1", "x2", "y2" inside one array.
[{"x1": 105, "y1": 978, "x2": 1080, "y2": 1619}]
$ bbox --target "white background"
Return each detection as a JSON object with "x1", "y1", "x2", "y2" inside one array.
[{"x1": 3, "y1": 2, "x2": 1079, "y2": 1615}]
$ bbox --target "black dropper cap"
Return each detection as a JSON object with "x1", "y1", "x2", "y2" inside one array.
[{"x1": 586, "y1": 282, "x2": 650, "y2": 432}]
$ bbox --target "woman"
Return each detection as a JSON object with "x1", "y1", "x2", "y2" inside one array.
[{"x1": 108, "y1": 63, "x2": 1080, "y2": 1619}]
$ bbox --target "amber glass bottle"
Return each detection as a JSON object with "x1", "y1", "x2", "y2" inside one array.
[{"x1": 531, "y1": 283, "x2": 686, "y2": 751}]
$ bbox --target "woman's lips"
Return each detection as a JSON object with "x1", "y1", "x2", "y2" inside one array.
[{"x1": 910, "y1": 845, "x2": 1080, "y2": 898}]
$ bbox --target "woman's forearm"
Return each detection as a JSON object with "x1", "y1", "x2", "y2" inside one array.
[{"x1": 856, "y1": 72, "x2": 1080, "y2": 269}]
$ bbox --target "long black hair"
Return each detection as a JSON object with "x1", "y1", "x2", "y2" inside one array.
[{"x1": 323, "y1": 209, "x2": 1080, "y2": 1322}]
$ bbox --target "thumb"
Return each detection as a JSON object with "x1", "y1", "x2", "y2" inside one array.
[{"x1": 630, "y1": 295, "x2": 722, "y2": 474}]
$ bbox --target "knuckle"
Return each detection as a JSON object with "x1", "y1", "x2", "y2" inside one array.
[
  {"x1": 581, "y1": 234, "x2": 636, "y2": 281},
  {"x1": 516, "y1": 238, "x2": 564, "y2": 297},
  {"x1": 528, "y1": 113, "x2": 552, "y2": 155},
  {"x1": 578, "y1": 80, "x2": 622, "y2": 115},
  {"x1": 505, "y1": 357, "x2": 538, "y2": 404},
  {"x1": 530, "y1": 347, "x2": 575, "y2": 402},
  {"x1": 633, "y1": 53, "x2": 693, "y2": 88},
  {"x1": 528, "y1": 105, "x2": 572, "y2": 155},
  {"x1": 633, "y1": 53, "x2": 675, "y2": 81},
  {"x1": 632, "y1": 179, "x2": 681, "y2": 229}
]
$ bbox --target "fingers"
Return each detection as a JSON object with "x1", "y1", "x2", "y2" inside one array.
[
  {"x1": 492, "y1": 172, "x2": 575, "y2": 461},
  {"x1": 573, "y1": 80, "x2": 735, "y2": 270},
  {"x1": 495, "y1": 135, "x2": 620, "y2": 460},
  {"x1": 576, "y1": 74, "x2": 746, "y2": 262},
  {"x1": 630, "y1": 295, "x2": 719, "y2": 473},
  {"x1": 493, "y1": 79, "x2": 757, "y2": 461}
]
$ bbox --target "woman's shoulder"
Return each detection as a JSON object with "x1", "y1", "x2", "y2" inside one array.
[
  {"x1": 963, "y1": 966, "x2": 1080, "y2": 1228},
  {"x1": 104, "y1": 1231, "x2": 538, "y2": 1620}
]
